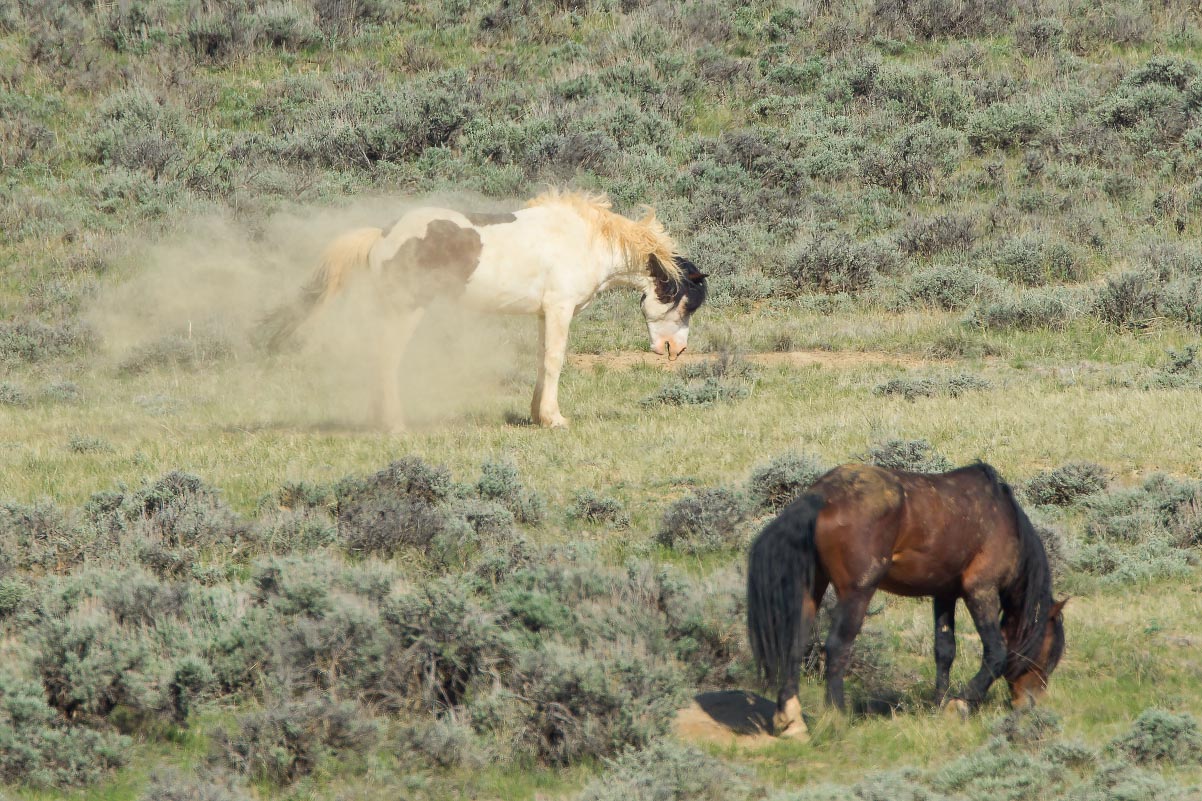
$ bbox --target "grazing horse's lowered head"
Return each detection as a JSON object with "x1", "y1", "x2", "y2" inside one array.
[{"x1": 643, "y1": 255, "x2": 708, "y2": 360}]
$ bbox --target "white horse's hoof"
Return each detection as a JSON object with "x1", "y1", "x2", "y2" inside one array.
[{"x1": 540, "y1": 415, "x2": 569, "y2": 429}]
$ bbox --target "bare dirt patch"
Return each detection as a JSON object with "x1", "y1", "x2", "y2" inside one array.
[
  {"x1": 570, "y1": 349, "x2": 933, "y2": 371},
  {"x1": 671, "y1": 690, "x2": 781, "y2": 748}
]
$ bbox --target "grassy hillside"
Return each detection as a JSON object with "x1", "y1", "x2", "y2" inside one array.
[{"x1": 2, "y1": 1, "x2": 1202, "y2": 800}]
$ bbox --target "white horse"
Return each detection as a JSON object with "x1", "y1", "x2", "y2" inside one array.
[{"x1": 263, "y1": 190, "x2": 707, "y2": 430}]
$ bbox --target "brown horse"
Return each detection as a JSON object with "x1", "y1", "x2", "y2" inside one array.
[{"x1": 747, "y1": 462, "x2": 1066, "y2": 737}]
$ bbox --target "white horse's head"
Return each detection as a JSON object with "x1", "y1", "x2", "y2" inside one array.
[{"x1": 642, "y1": 256, "x2": 708, "y2": 360}]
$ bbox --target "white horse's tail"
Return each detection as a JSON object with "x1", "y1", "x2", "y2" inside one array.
[{"x1": 259, "y1": 227, "x2": 383, "y2": 353}]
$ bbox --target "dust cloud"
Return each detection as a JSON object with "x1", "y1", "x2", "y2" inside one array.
[{"x1": 88, "y1": 194, "x2": 535, "y2": 429}]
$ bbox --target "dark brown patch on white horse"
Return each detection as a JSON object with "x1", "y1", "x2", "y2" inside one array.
[
  {"x1": 643, "y1": 254, "x2": 708, "y2": 359},
  {"x1": 379, "y1": 219, "x2": 483, "y2": 303},
  {"x1": 465, "y1": 210, "x2": 517, "y2": 226}
]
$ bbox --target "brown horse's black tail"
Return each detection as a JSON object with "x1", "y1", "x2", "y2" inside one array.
[{"x1": 747, "y1": 493, "x2": 824, "y2": 691}]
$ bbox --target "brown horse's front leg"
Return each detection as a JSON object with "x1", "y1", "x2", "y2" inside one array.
[
  {"x1": 933, "y1": 594, "x2": 957, "y2": 706},
  {"x1": 959, "y1": 589, "x2": 1006, "y2": 707}
]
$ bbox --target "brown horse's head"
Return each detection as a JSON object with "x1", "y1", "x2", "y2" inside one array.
[{"x1": 1006, "y1": 597, "x2": 1068, "y2": 707}]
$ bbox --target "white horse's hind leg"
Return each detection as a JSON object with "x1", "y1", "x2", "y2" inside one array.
[
  {"x1": 534, "y1": 305, "x2": 573, "y2": 428},
  {"x1": 370, "y1": 307, "x2": 426, "y2": 433}
]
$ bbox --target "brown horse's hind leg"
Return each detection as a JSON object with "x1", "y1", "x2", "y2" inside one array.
[
  {"x1": 824, "y1": 590, "x2": 873, "y2": 711},
  {"x1": 933, "y1": 594, "x2": 957, "y2": 706},
  {"x1": 959, "y1": 589, "x2": 1006, "y2": 707},
  {"x1": 773, "y1": 575, "x2": 827, "y2": 738}
]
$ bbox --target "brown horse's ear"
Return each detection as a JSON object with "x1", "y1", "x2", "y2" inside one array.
[
  {"x1": 687, "y1": 269, "x2": 707, "y2": 283},
  {"x1": 1050, "y1": 597, "x2": 1069, "y2": 618}
]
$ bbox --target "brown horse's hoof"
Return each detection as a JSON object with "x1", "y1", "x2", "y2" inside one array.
[
  {"x1": 773, "y1": 697, "x2": 809, "y2": 740},
  {"x1": 776, "y1": 718, "x2": 811, "y2": 741},
  {"x1": 942, "y1": 698, "x2": 971, "y2": 720}
]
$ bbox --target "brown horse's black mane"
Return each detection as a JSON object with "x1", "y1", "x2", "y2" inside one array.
[{"x1": 968, "y1": 461, "x2": 1064, "y2": 681}]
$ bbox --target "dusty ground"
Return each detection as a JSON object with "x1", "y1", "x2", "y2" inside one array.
[
  {"x1": 569, "y1": 349, "x2": 933, "y2": 371},
  {"x1": 671, "y1": 690, "x2": 782, "y2": 748}
]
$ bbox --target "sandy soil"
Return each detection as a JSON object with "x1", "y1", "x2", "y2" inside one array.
[{"x1": 671, "y1": 690, "x2": 783, "y2": 749}]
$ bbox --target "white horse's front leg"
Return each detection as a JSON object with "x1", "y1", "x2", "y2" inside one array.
[
  {"x1": 530, "y1": 312, "x2": 547, "y2": 423},
  {"x1": 370, "y1": 307, "x2": 426, "y2": 433},
  {"x1": 534, "y1": 305, "x2": 573, "y2": 428}
]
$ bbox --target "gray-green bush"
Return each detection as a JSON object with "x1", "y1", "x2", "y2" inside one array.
[{"x1": 657, "y1": 488, "x2": 750, "y2": 554}]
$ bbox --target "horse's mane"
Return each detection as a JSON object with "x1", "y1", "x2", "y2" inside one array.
[
  {"x1": 973, "y1": 462, "x2": 1063, "y2": 681},
  {"x1": 527, "y1": 189, "x2": 682, "y2": 282}
]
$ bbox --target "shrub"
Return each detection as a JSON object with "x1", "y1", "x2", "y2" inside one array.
[
  {"x1": 0, "y1": 676, "x2": 129, "y2": 788},
  {"x1": 280, "y1": 71, "x2": 478, "y2": 169},
  {"x1": 967, "y1": 102, "x2": 1051, "y2": 151},
  {"x1": 378, "y1": 579, "x2": 512, "y2": 712},
  {"x1": 504, "y1": 641, "x2": 684, "y2": 766},
  {"x1": 902, "y1": 265, "x2": 1001, "y2": 311},
  {"x1": 1084, "y1": 473, "x2": 1202, "y2": 547},
  {"x1": 870, "y1": 65, "x2": 969, "y2": 128},
  {"x1": 1095, "y1": 272, "x2": 1161, "y2": 329},
  {"x1": 965, "y1": 286, "x2": 1090, "y2": 331},
  {"x1": 574, "y1": 739, "x2": 754, "y2": 801},
  {"x1": 0, "y1": 575, "x2": 29, "y2": 617},
  {"x1": 117, "y1": 332, "x2": 236, "y2": 376},
  {"x1": 859, "y1": 122, "x2": 963, "y2": 195},
  {"x1": 126, "y1": 471, "x2": 248, "y2": 551},
  {"x1": 781, "y1": 230, "x2": 900, "y2": 294},
  {"x1": 212, "y1": 696, "x2": 378, "y2": 785},
  {"x1": 0, "y1": 381, "x2": 28, "y2": 406},
  {"x1": 896, "y1": 213, "x2": 976, "y2": 258},
  {"x1": 867, "y1": 0, "x2": 1012, "y2": 40},
  {"x1": 863, "y1": 438, "x2": 952, "y2": 473},
  {"x1": 990, "y1": 708, "x2": 1062, "y2": 747},
  {"x1": 1016, "y1": 17, "x2": 1065, "y2": 56},
  {"x1": 1025, "y1": 463, "x2": 1109, "y2": 506},
  {"x1": 678, "y1": 349, "x2": 758, "y2": 383},
  {"x1": 650, "y1": 564, "x2": 750, "y2": 689},
  {"x1": 747, "y1": 451, "x2": 827, "y2": 512},
  {"x1": 253, "y1": 509, "x2": 337, "y2": 554},
  {"x1": 138, "y1": 768, "x2": 251, "y2": 801},
  {"x1": 34, "y1": 608, "x2": 165, "y2": 722},
  {"x1": 476, "y1": 459, "x2": 545, "y2": 526},
  {"x1": 0, "y1": 501, "x2": 91, "y2": 573},
  {"x1": 1111, "y1": 709, "x2": 1202, "y2": 765},
  {"x1": 42, "y1": 381, "x2": 81, "y2": 404},
  {"x1": 0, "y1": 317, "x2": 94, "y2": 364},
  {"x1": 333, "y1": 458, "x2": 463, "y2": 557},
  {"x1": 992, "y1": 234, "x2": 1086, "y2": 286},
  {"x1": 641, "y1": 377, "x2": 751, "y2": 407},
  {"x1": 1159, "y1": 276, "x2": 1202, "y2": 328},
  {"x1": 88, "y1": 89, "x2": 191, "y2": 179},
  {"x1": 398, "y1": 716, "x2": 488, "y2": 770},
  {"x1": 568, "y1": 490, "x2": 630, "y2": 528},
  {"x1": 250, "y1": 2, "x2": 321, "y2": 50},
  {"x1": 1032, "y1": 519, "x2": 1070, "y2": 578},
  {"x1": 657, "y1": 487, "x2": 750, "y2": 553},
  {"x1": 873, "y1": 373, "x2": 991, "y2": 401}
]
